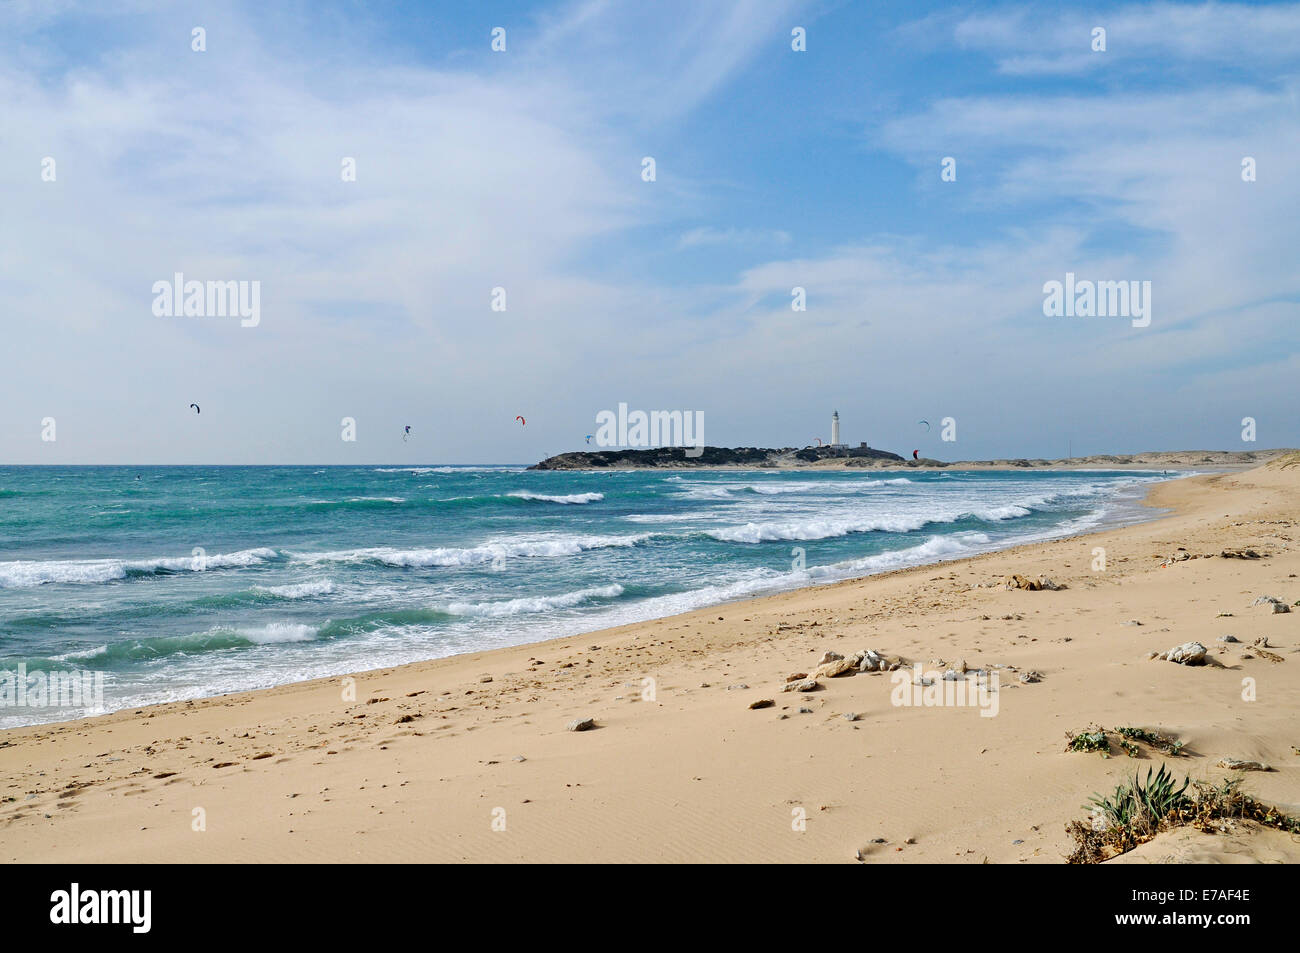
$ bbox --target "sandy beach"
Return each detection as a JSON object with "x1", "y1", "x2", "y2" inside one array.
[{"x1": 4, "y1": 458, "x2": 1298, "y2": 864}]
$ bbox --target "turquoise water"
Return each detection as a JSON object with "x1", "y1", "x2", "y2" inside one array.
[{"x1": 0, "y1": 465, "x2": 1172, "y2": 726}]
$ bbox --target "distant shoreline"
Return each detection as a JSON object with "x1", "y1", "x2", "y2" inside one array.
[{"x1": 531, "y1": 447, "x2": 1290, "y2": 471}]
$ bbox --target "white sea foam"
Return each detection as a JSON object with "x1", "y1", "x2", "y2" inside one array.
[
  {"x1": 288, "y1": 534, "x2": 652, "y2": 568},
  {"x1": 446, "y1": 584, "x2": 624, "y2": 618},
  {"x1": 0, "y1": 547, "x2": 277, "y2": 588},
  {"x1": 623, "y1": 512, "x2": 716, "y2": 523},
  {"x1": 677, "y1": 486, "x2": 735, "y2": 500},
  {"x1": 507, "y1": 491, "x2": 604, "y2": 504},
  {"x1": 707, "y1": 513, "x2": 932, "y2": 543},
  {"x1": 234, "y1": 622, "x2": 319, "y2": 643},
  {"x1": 252, "y1": 579, "x2": 336, "y2": 599},
  {"x1": 974, "y1": 504, "x2": 1033, "y2": 521}
]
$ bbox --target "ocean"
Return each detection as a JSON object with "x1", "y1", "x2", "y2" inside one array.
[{"x1": 0, "y1": 465, "x2": 1174, "y2": 727}]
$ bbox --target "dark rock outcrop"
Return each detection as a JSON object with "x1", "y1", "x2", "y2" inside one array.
[{"x1": 530, "y1": 445, "x2": 906, "y2": 469}]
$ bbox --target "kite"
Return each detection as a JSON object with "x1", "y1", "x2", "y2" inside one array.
[
  {"x1": 515, "y1": 416, "x2": 526, "y2": 426},
  {"x1": 403, "y1": 425, "x2": 411, "y2": 442},
  {"x1": 190, "y1": 403, "x2": 200, "y2": 414},
  {"x1": 918, "y1": 420, "x2": 930, "y2": 432},
  {"x1": 912, "y1": 449, "x2": 919, "y2": 460},
  {"x1": 584, "y1": 434, "x2": 594, "y2": 444},
  {"x1": 814, "y1": 438, "x2": 823, "y2": 447}
]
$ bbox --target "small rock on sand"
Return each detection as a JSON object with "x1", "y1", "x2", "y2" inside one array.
[
  {"x1": 814, "y1": 658, "x2": 857, "y2": 678},
  {"x1": 782, "y1": 678, "x2": 819, "y2": 693},
  {"x1": 818, "y1": 651, "x2": 844, "y2": 664},
  {"x1": 1153, "y1": 641, "x2": 1208, "y2": 665},
  {"x1": 566, "y1": 717, "x2": 596, "y2": 732},
  {"x1": 1217, "y1": 758, "x2": 1269, "y2": 772},
  {"x1": 748, "y1": 699, "x2": 775, "y2": 710}
]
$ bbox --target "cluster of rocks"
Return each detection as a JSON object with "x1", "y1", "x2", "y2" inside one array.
[
  {"x1": 1242, "y1": 637, "x2": 1284, "y2": 663},
  {"x1": 1253, "y1": 594, "x2": 1292, "y2": 614},
  {"x1": 1157, "y1": 547, "x2": 1269, "y2": 566},
  {"x1": 1002, "y1": 574, "x2": 1066, "y2": 591},
  {"x1": 771, "y1": 649, "x2": 902, "y2": 699},
  {"x1": 1213, "y1": 634, "x2": 1284, "y2": 662},
  {"x1": 815, "y1": 649, "x2": 900, "y2": 677},
  {"x1": 910, "y1": 658, "x2": 1006, "y2": 686}
]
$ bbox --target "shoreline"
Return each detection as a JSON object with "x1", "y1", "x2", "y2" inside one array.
[
  {"x1": 4, "y1": 468, "x2": 1173, "y2": 730},
  {"x1": 4, "y1": 461, "x2": 1298, "y2": 862}
]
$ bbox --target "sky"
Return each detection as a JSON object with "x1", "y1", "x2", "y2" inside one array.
[{"x1": 2, "y1": 0, "x2": 1297, "y2": 464}]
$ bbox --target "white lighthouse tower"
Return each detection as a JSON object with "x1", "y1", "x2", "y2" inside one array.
[{"x1": 830, "y1": 410, "x2": 841, "y2": 448}]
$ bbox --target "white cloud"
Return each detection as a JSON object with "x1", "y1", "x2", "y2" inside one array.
[
  {"x1": 954, "y1": 2, "x2": 1300, "y2": 75},
  {"x1": 677, "y1": 226, "x2": 792, "y2": 249}
]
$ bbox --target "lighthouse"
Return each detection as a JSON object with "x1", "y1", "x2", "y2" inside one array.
[{"x1": 830, "y1": 410, "x2": 841, "y2": 448}]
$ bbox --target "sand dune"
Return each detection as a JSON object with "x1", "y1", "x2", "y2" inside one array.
[{"x1": 3, "y1": 462, "x2": 1298, "y2": 863}]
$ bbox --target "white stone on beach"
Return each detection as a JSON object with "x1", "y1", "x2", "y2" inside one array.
[
  {"x1": 1154, "y1": 641, "x2": 1208, "y2": 665},
  {"x1": 782, "y1": 678, "x2": 818, "y2": 693},
  {"x1": 1252, "y1": 595, "x2": 1289, "y2": 612}
]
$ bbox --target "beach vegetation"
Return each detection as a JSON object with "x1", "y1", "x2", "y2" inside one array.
[
  {"x1": 1065, "y1": 724, "x2": 1185, "y2": 758},
  {"x1": 1066, "y1": 768, "x2": 1300, "y2": 863},
  {"x1": 1114, "y1": 725, "x2": 1184, "y2": 757},
  {"x1": 1065, "y1": 725, "x2": 1111, "y2": 756}
]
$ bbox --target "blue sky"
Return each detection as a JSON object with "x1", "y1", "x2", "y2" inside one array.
[{"x1": 2, "y1": 0, "x2": 1298, "y2": 463}]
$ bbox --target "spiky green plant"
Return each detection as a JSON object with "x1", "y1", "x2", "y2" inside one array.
[{"x1": 1069, "y1": 768, "x2": 1299, "y2": 863}]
